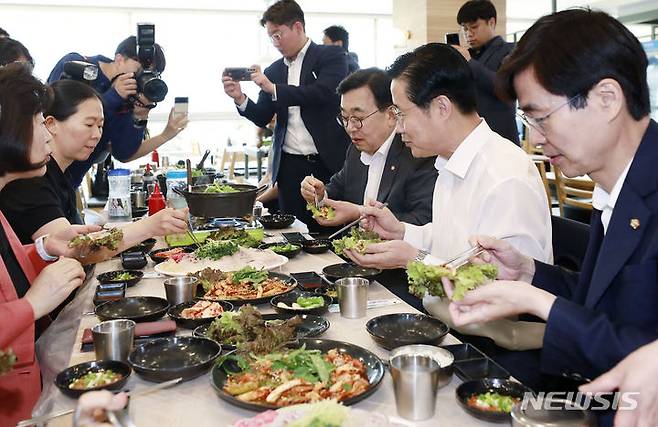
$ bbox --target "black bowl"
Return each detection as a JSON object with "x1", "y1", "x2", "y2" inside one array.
[
  {"x1": 96, "y1": 270, "x2": 144, "y2": 288},
  {"x1": 194, "y1": 313, "x2": 330, "y2": 349},
  {"x1": 314, "y1": 285, "x2": 338, "y2": 304},
  {"x1": 55, "y1": 360, "x2": 131, "y2": 398},
  {"x1": 259, "y1": 242, "x2": 302, "y2": 259},
  {"x1": 95, "y1": 296, "x2": 169, "y2": 322},
  {"x1": 366, "y1": 313, "x2": 450, "y2": 350},
  {"x1": 123, "y1": 238, "x2": 156, "y2": 254},
  {"x1": 456, "y1": 378, "x2": 532, "y2": 423},
  {"x1": 270, "y1": 291, "x2": 332, "y2": 316},
  {"x1": 129, "y1": 336, "x2": 221, "y2": 382},
  {"x1": 148, "y1": 246, "x2": 194, "y2": 264},
  {"x1": 258, "y1": 214, "x2": 295, "y2": 229},
  {"x1": 168, "y1": 300, "x2": 234, "y2": 329},
  {"x1": 322, "y1": 263, "x2": 382, "y2": 281},
  {"x1": 210, "y1": 338, "x2": 385, "y2": 411},
  {"x1": 301, "y1": 239, "x2": 331, "y2": 254}
]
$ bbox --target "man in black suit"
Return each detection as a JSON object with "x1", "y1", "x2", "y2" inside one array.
[
  {"x1": 300, "y1": 68, "x2": 436, "y2": 227},
  {"x1": 221, "y1": 0, "x2": 350, "y2": 230},
  {"x1": 453, "y1": 0, "x2": 519, "y2": 144}
]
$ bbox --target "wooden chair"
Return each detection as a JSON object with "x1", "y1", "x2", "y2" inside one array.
[
  {"x1": 219, "y1": 137, "x2": 241, "y2": 180},
  {"x1": 552, "y1": 165, "x2": 594, "y2": 219},
  {"x1": 533, "y1": 160, "x2": 552, "y2": 209}
]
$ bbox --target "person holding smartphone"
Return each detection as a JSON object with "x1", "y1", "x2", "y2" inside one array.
[{"x1": 452, "y1": 0, "x2": 519, "y2": 145}]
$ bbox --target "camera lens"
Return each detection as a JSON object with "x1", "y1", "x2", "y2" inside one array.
[{"x1": 136, "y1": 71, "x2": 168, "y2": 102}]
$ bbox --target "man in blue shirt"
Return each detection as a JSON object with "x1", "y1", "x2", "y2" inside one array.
[{"x1": 48, "y1": 36, "x2": 166, "y2": 187}]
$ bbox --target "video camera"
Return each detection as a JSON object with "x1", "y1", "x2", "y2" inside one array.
[{"x1": 130, "y1": 23, "x2": 168, "y2": 105}]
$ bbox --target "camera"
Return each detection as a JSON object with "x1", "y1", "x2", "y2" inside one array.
[
  {"x1": 131, "y1": 23, "x2": 168, "y2": 104},
  {"x1": 61, "y1": 60, "x2": 99, "y2": 82}
]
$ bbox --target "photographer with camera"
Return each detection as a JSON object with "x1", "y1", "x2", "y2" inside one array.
[{"x1": 47, "y1": 32, "x2": 174, "y2": 188}]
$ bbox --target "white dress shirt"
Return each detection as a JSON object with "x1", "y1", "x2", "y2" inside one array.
[
  {"x1": 360, "y1": 130, "x2": 396, "y2": 202},
  {"x1": 404, "y1": 119, "x2": 553, "y2": 265},
  {"x1": 592, "y1": 160, "x2": 633, "y2": 234},
  {"x1": 238, "y1": 38, "x2": 317, "y2": 155},
  {"x1": 403, "y1": 119, "x2": 553, "y2": 350}
]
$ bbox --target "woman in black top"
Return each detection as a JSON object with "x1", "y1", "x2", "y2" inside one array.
[{"x1": 0, "y1": 80, "x2": 189, "y2": 263}]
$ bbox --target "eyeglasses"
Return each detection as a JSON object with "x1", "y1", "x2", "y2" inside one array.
[
  {"x1": 391, "y1": 105, "x2": 407, "y2": 131},
  {"x1": 336, "y1": 109, "x2": 381, "y2": 129},
  {"x1": 518, "y1": 93, "x2": 583, "y2": 135}
]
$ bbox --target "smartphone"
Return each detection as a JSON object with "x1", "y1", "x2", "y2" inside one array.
[
  {"x1": 223, "y1": 67, "x2": 255, "y2": 81},
  {"x1": 174, "y1": 97, "x2": 188, "y2": 118},
  {"x1": 445, "y1": 32, "x2": 460, "y2": 46}
]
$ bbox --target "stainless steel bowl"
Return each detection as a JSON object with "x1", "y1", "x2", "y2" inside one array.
[{"x1": 511, "y1": 397, "x2": 595, "y2": 426}]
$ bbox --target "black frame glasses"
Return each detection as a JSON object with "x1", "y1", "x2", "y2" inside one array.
[{"x1": 336, "y1": 108, "x2": 381, "y2": 129}]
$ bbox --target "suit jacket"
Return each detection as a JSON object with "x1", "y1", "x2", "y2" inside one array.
[
  {"x1": 0, "y1": 212, "x2": 48, "y2": 426},
  {"x1": 468, "y1": 36, "x2": 519, "y2": 144},
  {"x1": 325, "y1": 134, "x2": 437, "y2": 225},
  {"x1": 533, "y1": 119, "x2": 658, "y2": 382},
  {"x1": 239, "y1": 42, "x2": 350, "y2": 182}
]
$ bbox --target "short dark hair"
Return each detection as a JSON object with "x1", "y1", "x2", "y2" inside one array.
[
  {"x1": 115, "y1": 36, "x2": 166, "y2": 74},
  {"x1": 387, "y1": 43, "x2": 477, "y2": 114},
  {"x1": 47, "y1": 80, "x2": 102, "y2": 122},
  {"x1": 457, "y1": 0, "x2": 497, "y2": 24},
  {"x1": 0, "y1": 37, "x2": 34, "y2": 68},
  {"x1": 324, "y1": 25, "x2": 349, "y2": 51},
  {"x1": 0, "y1": 63, "x2": 53, "y2": 177},
  {"x1": 337, "y1": 68, "x2": 392, "y2": 110},
  {"x1": 260, "y1": 0, "x2": 305, "y2": 29},
  {"x1": 496, "y1": 9, "x2": 650, "y2": 120},
  {"x1": 0, "y1": 27, "x2": 9, "y2": 38}
]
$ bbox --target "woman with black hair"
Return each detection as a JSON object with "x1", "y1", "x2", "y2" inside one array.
[{"x1": 0, "y1": 63, "x2": 97, "y2": 425}]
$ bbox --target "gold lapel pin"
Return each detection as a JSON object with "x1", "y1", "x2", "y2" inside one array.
[
  {"x1": 630, "y1": 218, "x2": 640, "y2": 230},
  {"x1": 391, "y1": 165, "x2": 396, "y2": 171}
]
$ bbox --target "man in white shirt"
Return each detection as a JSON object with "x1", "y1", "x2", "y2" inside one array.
[
  {"x1": 300, "y1": 68, "x2": 436, "y2": 227},
  {"x1": 345, "y1": 44, "x2": 553, "y2": 384},
  {"x1": 221, "y1": 0, "x2": 350, "y2": 230}
]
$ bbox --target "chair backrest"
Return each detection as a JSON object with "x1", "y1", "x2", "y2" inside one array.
[
  {"x1": 553, "y1": 165, "x2": 595, "y2": 215},
  {"x1": 551, "y1": 215, "x2": 590, "y2": 271},
  {"x1": 533, "y1": 160, "x2": 551, "y2": 209}
]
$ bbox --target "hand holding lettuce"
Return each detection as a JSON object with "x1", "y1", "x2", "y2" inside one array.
[{"x1": 407, "y1": 261, "x2": 498, "y2": 301}]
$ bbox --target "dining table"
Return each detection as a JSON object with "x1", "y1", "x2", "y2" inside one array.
[{"x1": 30, "y1": 220, "x2": 503, "y2": 427}]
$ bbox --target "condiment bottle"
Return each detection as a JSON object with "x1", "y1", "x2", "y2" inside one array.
[
  {"x1": 151, "y1": 149, "x2": 160, "y2": 168},
  {"x1": 142, "y1": 163, "x2": 154, "y2": 194},
  {"x1": 148, "y1": 183, "x2": 166, "y2": 216}
]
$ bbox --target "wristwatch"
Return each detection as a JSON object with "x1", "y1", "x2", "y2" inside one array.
[
  {"x1": 413, "y1": 249, "x2": 430, "y2": 263},
  {"x1": 35, "y1": 235, "x2": 58, "y2": 262}
]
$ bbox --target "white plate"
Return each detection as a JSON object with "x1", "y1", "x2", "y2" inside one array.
[
  {"x1": 154, "y1": 247, "x2": 288, "y2": 276},
  {"x1": 232, "y1": 402, "x2": 395, "y2": 427}
]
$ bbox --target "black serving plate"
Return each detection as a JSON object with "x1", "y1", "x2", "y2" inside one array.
[
  {"x1": 366, "y1": 313, "x2": 450, "y2": 350},
  {"x1": 96, "y1": 270, "x2": 144, "y2": 288},
  {"x1": 128, "y1": 336, "x2": 221, "y2": 382},
  {"x1": 259, "y1": 242, "x2": 302, "y2": 259},
  {"x1": 193, "y1": 313, "x2": 330, "y2": 349},
  {"x1": 95, "y1": 296, "x2": 169, "y2": 322},
  {"x1": 196, "y1": 271, "x2": 297, "y2": 305},
  {"x1": 301, "y1": 239, "x2": 332, "y2": 254},
  {"x1": 456, "y1": 378, "x2": 532, "y2": 423},
  {"x1": 258, "y1": 214, "x2": 295, "y2": 229},
  {"x1": 210, "y1": 338, "x2": 384, "y2": 411},
  {"x1": 322, "y1": 263, "x2": 382, "y2": 281},
  {"x1": 453, "y1": 358, "x2": 511, "y2": 382},
  {"x1": 168, "y1": 300, "x2": 234, "y2": 329},
  {"x1": 148, "y1": 246, "x2": 195, "y2": 265},
  {"x1": 270, "y1": 291, "x2": 332, "y2": 316},
  {"x1": 55, "y1": 360, "x2": 131, "y2": 398}
]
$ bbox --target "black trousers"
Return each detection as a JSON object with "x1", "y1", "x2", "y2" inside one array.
[{"x1": 277, "y1": 152, "x2": 333, "y2": 233}]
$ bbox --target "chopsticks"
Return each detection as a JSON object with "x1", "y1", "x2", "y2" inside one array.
[
  {"x1": 442, "y1": 234, "x2": 515, "y2": 270},
  {"x1": 327, "y1": 202, "x2": 388, "y2": 240},
  {"x1": 16, "y1": 378, "x2": 182, "y2": 427}
]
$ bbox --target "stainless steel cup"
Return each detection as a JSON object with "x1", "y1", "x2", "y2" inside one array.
[
  {"x1": 390, "y1": 354, "x2": 441, "y2": 421},
  {"x1": 335, "y1": 277, "x2": 369, "y2": 318},
  {"x1": 131, "y1": 190, "x2": 147, "y2": 208},
  {"x1": 163, "y1": 276, "x2": 199, "y2": 305},
  {"x1": 92, "y1": 319, "x2": 136, "y2": 362}
]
